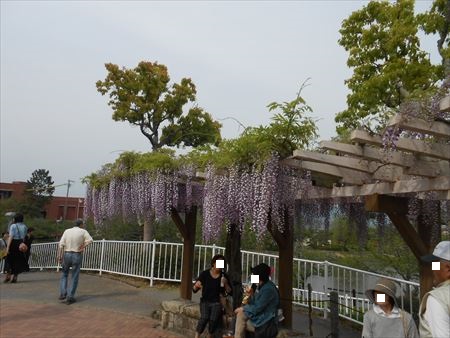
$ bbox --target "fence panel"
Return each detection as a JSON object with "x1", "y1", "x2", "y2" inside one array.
[{"x1": 26, "y1": 240, "x2": 420, "y2": 326}]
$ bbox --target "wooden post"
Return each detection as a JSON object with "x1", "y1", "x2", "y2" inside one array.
[
  {"x1": 269, "y1": 207, "x2": 294, "y2": 329},
  {"x1": 225, "y1": 223, "x2": 243, "y2": 309},
  {"x1": 330, "y1": 291, "x2": 339, "y2": 338},
  {"x1": 365, "y1": 194, "x2": 436, "y2": 300},
  {"x1": 171, "y1": 206, "x2": 197, "y2": 300},
  {"x1": 308, "y1": 283, "x2": 313, "y2": 337}
]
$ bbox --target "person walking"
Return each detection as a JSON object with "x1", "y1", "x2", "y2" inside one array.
[
  {"x1": 419, "y1": 240, "x2": 450, "y2": 338},
  {"x1": 4, "y1": 213, "x2": 28, "y2": 283},
  {"x1": 57, "y1": 219, "x2": 93, "y2": 305},
  {"x1": 362, "y1": 278, "x2": 419, "y2": 338},
  {"x1": 193, "y1": 254, "x2": 232, "y2": 338}
]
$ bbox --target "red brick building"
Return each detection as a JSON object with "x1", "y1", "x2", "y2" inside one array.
[{"x1": 0, "y1": 181, "x2": 84, "y2": 220}]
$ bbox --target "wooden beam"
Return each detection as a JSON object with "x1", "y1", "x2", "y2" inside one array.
[
  {"x1": 296, "y1": 176, "x2": 450, "y2": 199},
  {"x1": 320, "y1": 140, "x2": 449, "y2": 177},
  {"x1": 440, "y1": 95, "x2": 450, "y2": 112},
  {"x1": 351, "y1": 130, "x2": 450, "y2": 160},
  {"x1": 387, "y1": 114, "x2": 450, "y2": 138},
  {"x1": 364, "y1": 195, "x2": 427, "y2": 271},
  {"x1": 283, "y1": 159, "x2": 372, "y2": 185},
  {"x1": 292, "y1": 149, "x2": 370, "y2": 173},
  {"x1": 297, "y1": 186, "x2": 450, "y2": 200}
]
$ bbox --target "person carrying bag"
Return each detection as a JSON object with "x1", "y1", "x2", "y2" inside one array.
[{"x1": 4, "y1": 213, "x2": 28, "y2": 283}]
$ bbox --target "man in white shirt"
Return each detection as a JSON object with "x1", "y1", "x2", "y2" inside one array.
[
  {"x1": 57, "y1": 219, "x2": 93, "y2": 305},
  {"x1": 419, "y1": 241, "x2": 450, "y2": 338}
]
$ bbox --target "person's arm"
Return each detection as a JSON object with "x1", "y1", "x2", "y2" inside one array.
[
  {"x1": 406, "y1": 315, "x2": 419, "y2": 338},
  {"x1": 361, "y1": 312, "x2": 372, "y2": 338},
  {"x1": 57, "y1": 232, "x2": 66, "y2": 263},
  {"x1": 79, "y1": 230, "x2": 93, "y2": 251},
  {"x1": 5, "y1": 225, "x2": 16, "y2": 254},
  {"x1": 425, "y1": 295, "x2": 449, "y2": 338},
  {"x1": 223, "y1": 273, "x2": 232, "y2": 295},
  {"x1": 193, "y1": 271, "x2": 204, "y2": 293},
  {"x1": 244, "y1": 285, "x2": 276, "y2": 317}
]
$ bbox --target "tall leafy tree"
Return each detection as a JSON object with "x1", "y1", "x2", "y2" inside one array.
[
  {"x1": 96, "y1": 61, "x2": 222, "y2": 150},
  {"x1": 24, "y1": 169, "x2": 55, "y2": 217},
  {"x1": 336, "y1": 0, "x2": 446, "y2": 135}
]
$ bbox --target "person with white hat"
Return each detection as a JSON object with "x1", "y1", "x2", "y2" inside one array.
[
  {"x1": 362, "y1": 277, "x2": 419, "y2": 338},
  {"x1": 419, "y1": 240, "x2": 450, "y2": 338}
]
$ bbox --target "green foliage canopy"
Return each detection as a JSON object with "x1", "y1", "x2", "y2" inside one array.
[
  {"x1": 24, "y1": 169, "x2": 55, "y2": 216},
  {"x1": 336, "y1": 0, "x2": 445, "y2": 135},
  {"x1": 96, "y1": 61, "x2": 222, "y2": 150}
]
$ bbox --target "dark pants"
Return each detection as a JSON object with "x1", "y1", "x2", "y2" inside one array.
[{"x1": 197, "y1": 301, "x2": 222, "y2": 334}]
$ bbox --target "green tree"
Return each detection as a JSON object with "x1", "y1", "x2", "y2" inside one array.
[
  {"x1": 96, "y1": 61, "x2": 222, "y2": 150},
  {"x1": 336, "y1": 0, "x2": 445, "y2": 135},
  {"x1": 24, "y1": 169, "x2": 55, "y2": 217}
]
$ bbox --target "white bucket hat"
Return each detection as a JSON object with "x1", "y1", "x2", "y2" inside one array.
[{"x1": 421, "y1": 241, "x2": 450, "y2": 262}]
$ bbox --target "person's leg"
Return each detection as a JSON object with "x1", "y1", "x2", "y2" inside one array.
[
  {"x1": 234, "y1": 310, "x2": 249, "y2": 338},
  {"x1": 67, "y1": 253, "x2": 82, "y2": 301},
  {"x1": 196, "y1": 301, "x2": 211, "y2": 337},
  {"x1": 208, "y1": 302, "x2": 223, "y2": 337},
  {"x1": 59, "y1": 253, "x2": 72, "y2": 298}
]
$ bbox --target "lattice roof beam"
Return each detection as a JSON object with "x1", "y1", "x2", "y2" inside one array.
[
  {"x1": 296, "y1": 176, "x2": 450, "y2": 199},
  {"x1": 283, "y1": 158, "x2": 371, "y2": 185},
  {"x1": 440, "y1": 95, "x2": 450, "y2": 112},
  {"x1": 321, "y1": 141, "x2": 449, "y2": 177},
  {"x1": 298, "y1": 186, "x2": 450, "y2": 200},
  {"x1": 387, "y1": 114, "x2": 450, "y2": 139},
  {"x1": 351, "y1": 130, "x2": 450, "y2": 160}
]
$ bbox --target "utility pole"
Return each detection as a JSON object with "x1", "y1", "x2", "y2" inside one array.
[{"x1": 63, "y1": 179, "x2": 75, "y2": 221}]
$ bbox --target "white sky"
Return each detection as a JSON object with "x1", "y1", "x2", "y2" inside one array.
[{"x1": 0, "y1": 0, "x2": 437, "y2": 197}]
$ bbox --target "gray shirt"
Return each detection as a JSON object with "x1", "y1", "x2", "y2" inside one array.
[{"x1": 362, "y1": 308, "x2": 419, "y2": 338}]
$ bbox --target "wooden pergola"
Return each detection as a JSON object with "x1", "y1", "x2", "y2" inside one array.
[
  {"x1": 169, "y1": 95, "x2": 449, "y2": 330},
  {"x1": 283, "y1": 95, "x2": 450, "y2": 301}
]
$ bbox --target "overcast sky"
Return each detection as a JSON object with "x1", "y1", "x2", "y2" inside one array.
[{"x1": 1, "y1": 0, "x2": 437, "y2": 197}]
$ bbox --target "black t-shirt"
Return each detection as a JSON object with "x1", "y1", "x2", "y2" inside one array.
[{"x1": 196, "y1": 269, "x2": 229, "y2": 303}]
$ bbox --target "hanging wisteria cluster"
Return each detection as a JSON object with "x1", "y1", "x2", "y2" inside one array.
[
  {"x1": 84, "y1": 164, "x2": 202, "y2": 226},
  {"x1": 202, "y1": 153, "x2": 310, "y2": 242}
]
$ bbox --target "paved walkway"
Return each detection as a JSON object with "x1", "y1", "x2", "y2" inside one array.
[{"x1": 0, "y1": 271, "x2": 362, "y2": 338}]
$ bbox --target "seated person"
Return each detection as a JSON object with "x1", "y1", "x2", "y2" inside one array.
[
  {"x1": 234, "y1": 263, "x2": 279, "y2": 338},
  {"x1": 193, "y1": 254, "x2": 232, "y2": 338}
]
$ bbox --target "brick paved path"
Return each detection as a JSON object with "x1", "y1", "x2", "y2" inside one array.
[
  {"x1": 1, "y1": 299, "x2": 180, "y2": 338},
  {"x1": 0, "y1": 271, "x2": 182, "y2": 338},
  {"x1": 0, "y1": 271, "x2": 362, "y2": 338}
]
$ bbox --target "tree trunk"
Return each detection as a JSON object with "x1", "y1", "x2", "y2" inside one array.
[
  {"x1": 268, "y1": 207, "x2": 294, "y2": 329},
  {"x1": 225, "y1": 223, "x2": 243, "y2": 309},
  {"x1": 143, "y1": 218, "x2": 154, "y2": 241}
]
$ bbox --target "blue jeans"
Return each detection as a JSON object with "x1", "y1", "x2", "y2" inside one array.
[{"x1": 60, "y1": 252, "x2": 82, "y2": 299}]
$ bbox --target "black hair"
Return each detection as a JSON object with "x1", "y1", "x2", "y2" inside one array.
[
  {"x1": 211, "y1": 254, "x2": 226, "y2": 269},
  {"x1": 27, "y1": 227, "x2": 35, "y2": 233},
  {"x1": 14, "y1": 213, "x2": 24, "y2": 223}
]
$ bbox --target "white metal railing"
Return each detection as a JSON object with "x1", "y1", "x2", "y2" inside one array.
[{"x1": 22, "y1": 240, "x2": 420, "y2": 325}]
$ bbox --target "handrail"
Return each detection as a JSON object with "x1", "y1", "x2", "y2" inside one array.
[{"x1": 8, "y1": 240, "x2": 420, "y2": 326}]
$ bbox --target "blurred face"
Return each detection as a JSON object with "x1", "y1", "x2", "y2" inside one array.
[
  {"x1": 432, "y1": 260, "x2": 450, "y2": 285},
  {"x1": 374, "y1": 292, "x2": 391, "y2": 307},
  {"x1": 213, "y1": 259, "x2": 224, "y2": 272}
]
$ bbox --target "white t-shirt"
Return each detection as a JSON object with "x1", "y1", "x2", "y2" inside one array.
[
  {"x1": 59, "y1": 227, "x2": 93, "y2": 252},
  {"x1": 424, "y1": 295, "x2": 450, "y2": 338}
]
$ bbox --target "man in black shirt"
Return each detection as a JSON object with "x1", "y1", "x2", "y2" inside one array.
[{"x1": 193, "y1": 254, "x2": 232, "y2": 338}]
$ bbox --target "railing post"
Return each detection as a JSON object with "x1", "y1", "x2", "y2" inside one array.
[
  {"x1": 212, "y1": 243, "x2": 216, "y2": 257},
  {"x1": 99, "y1": 239, "x2": 105, "y2": 276},
  {"x1": 324, "y1": 260, "x2": 329, "y2": 319},
  {"x1": 150, "y1": 239, "x2": 156, "y2": 287},
  {"x1": 56, "y1": 243, "x2": 60, "y2": 272},
  {"x1": 330, "y1": 291, "x2": 339, "y2": 338}
]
